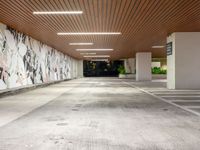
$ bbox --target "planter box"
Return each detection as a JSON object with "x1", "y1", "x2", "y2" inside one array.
[
  {"x1": 118, "y1": 74, "x2": 166, "y2": 79},
  {"x1": 152, "y1": 74, "x2": 167, "y2": 79},
  {"x1": 119, "y1": 74, "x2": 135, "y2": 79}
]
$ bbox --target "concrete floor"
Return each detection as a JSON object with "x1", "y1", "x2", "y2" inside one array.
[{"x1": 0, "y1": 78, "x2": 200, "y2": 150}]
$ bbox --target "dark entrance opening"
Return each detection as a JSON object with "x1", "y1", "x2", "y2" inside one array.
[{"x1": 83, "y1": 60, "x2": 123, "y2": 77}]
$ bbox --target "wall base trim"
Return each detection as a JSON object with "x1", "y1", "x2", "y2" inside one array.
[{"x1": 0, "y1": 79, "x2": 74, "y2": 98}]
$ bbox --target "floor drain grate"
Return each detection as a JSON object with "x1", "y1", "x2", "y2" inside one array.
[
  {"x1": 71, "y1": 108, "x2": 79, "y2": 111},
  {"x1": 56, "y1": 123, "x2": 68, "y2": 126}
]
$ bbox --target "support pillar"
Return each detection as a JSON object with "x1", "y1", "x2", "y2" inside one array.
[
  {"x1": 124, "y1": 58, "x2": 135, "y2": 74},
  {"x1": 136, "y1": 52, "x2": 152, "y2": 81},
  {"x1": 77, "y1": 60, "x2": 84, "y2": 78},
  {"x1": 167, "y1": 32, "x2": 200, "y2": 89}
]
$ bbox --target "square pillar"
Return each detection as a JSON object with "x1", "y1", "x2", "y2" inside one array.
[
  {"x1": 77, "y1": 60, "x2": 83, "y2": 78},
  {"x1": 167, "y1": 32, "x2": 200, "y2": 89},
  {"x1": 136, "y1": 52, "x2": 152, "y2": 81}
]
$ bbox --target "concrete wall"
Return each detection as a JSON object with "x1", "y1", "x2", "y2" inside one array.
[
  {"x1": 0, "y1": 22, "x2": 78, "y2": 90},
  {"x1": 152, "y1": 58, "x2": 167, "y2": 70},
  {"x1": 124, "y1": 58, "x2": 135, "y2": 74},
  {"x1": 151, "y1": 62, "x2": 161, "y2": 68},
  {"x1": 167, "y1": 32, "x2": 200, "y2": 89}
]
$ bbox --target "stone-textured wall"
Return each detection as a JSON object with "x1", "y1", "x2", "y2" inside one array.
[{"x1": 0, "y1": 22, "x2": 77, "y2": 90}]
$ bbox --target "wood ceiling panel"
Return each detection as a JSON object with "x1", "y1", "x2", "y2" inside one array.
[{"x1": 1, "y1": 0, "x2": 200, "y2": 60}]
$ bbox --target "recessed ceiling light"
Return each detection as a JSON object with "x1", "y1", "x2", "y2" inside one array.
[
  {"x1": 152, "y1": 46, "x2": 165, "y2": 48},
  {"x1": 69, "y1": 43, "x2": 94, "y2": 45},
  {"x1": 83, "y1": 55, "x2": 110, "y2": 58},
  {"x1": 80, "y1": 53, "x2": 96, "y2": 55},
  {"x1": 76, "y1": 49, "x2": 113, "y2": 51},
  {"x1": 33, "y1": 11, "x2": 83, "y2": 15},
  {"x1": 57, "y1": 32, "x2": 121, "y2": 35}
]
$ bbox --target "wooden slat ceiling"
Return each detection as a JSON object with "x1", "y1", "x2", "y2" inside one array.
[{"x1": 1, "y1": 0, "x2": 200, "y2": 60}]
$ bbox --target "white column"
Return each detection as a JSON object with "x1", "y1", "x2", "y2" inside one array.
[
  {"x1": 124, "y1": 58, "x2": 135, "y2": 74},
  {"x1": 136, "y1": 52, "x2": 152, "y2": 81},
  {"x1": 77, "y1": 60, "x2": 84, "y2": 78},
  {"x1": 167, "y1": 32, "x2": 200, "y2": 89}
]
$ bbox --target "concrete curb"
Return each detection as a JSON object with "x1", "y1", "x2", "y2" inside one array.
[{"x1": 0, "y1": 79, "x2": 72, "y2": 98}]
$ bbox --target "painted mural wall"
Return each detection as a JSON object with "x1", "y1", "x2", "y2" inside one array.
[{"x1": 0, "y1": 22, "x2": 78, "y2": 90}]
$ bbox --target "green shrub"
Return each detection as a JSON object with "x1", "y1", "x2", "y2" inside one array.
[
  {"x1": 152, "y1": 67, "x2": 167, "y2": 74},
  {"x1": 117, "y1": 65, "x2": 126, "y2": 74}
]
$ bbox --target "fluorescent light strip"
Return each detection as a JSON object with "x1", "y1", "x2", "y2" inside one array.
[
  {"x1": 152, "y1": 46, "x2": 165, "y2": 48},
  {"x1": 80, "y1": 53, "x2": 96, "y2": 55},
  {"x1": 57, "y1": 32, "x2": 121, "y2": 35},
  {"x1": 91, "y1": 59, "x2": 109, "y2": 62},
  {"x1": 33, "y1": 11, "x2": 83, "y2": 15},
  {"x1": 76, "y1": 49, "x2": 113, "y2": 51},
  {"x1": 69, "y1": 43, "x2": 94, "y2": 45},
  {"x1": 83, "y1": 55, "x2": 110, "y2": 58}
]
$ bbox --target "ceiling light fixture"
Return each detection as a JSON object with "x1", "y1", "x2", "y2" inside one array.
[
  {"x1": 80, "y1": 53, "x2": 96, "y2": 55},
  {"x1": 83, "y1": 55, "x2": 110, "y2": 58},
  {"x1": 152, "y1": 46, "x2": 165, "y2": 48},
  {"x1": 69, "y1": 43, "x2": 94, "y2": 45},
  {"x1": 76, "y1": 49, "x2": 113, "y2": 51},
  {"x1": 33, "y1": 11, "x2": 83, "y2": 15},
  {"x1": 57, "y1": 32, "x2": 121, "y2": 35},
  {"x1": 91, "y1": 59, "x2": 109, "y2": 62}
]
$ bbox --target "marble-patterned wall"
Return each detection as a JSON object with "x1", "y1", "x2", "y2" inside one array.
[{"x1": 0, "y1": 22, "x2": 77, "y2": 90}]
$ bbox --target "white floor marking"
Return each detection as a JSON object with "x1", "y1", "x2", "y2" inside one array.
[
  {"x1": 170, "y1": 100, "x2": 200, "y2": 102},
  {"x1": 186, "y1": 106, "x2": 200, "y2": 109},
  {"x1": 155, "y1": 93, "x2": 200, "y2": 95},
  {"x1": 149, "y1": 90, "x2": 200, "y2": 92},
  {"x1": 122, "y1": 81, "x2": 200, "y2": 117},
  {"x1": 161, "y1": 96, "x2": 200, "y2": 98}
]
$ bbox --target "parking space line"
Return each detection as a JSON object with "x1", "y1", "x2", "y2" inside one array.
[
  {"x1": 186, "y1": 106, "x2": 200, "y2": 109},
  {"x1": 161, "y1": 96, "x2": 200, "y2": 98},
  {"x1": 170, "y1": 100, "x2": 200, "y2": 102},
  {"x1": 122, "y1": 81, "x2": 200, "y2": 117}
]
